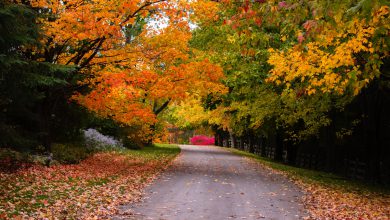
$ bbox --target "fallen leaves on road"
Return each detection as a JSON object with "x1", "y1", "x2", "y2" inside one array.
[{"x1": 0, "y1": 146, "x2": 179, "y2": 219}]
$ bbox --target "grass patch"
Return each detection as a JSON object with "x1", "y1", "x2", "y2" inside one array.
[
  {"x1": 87, "y1": 177, "x2": 110, "y2": 186},
  {"x1": 228, "y1": 148, "x2": 390, "y2": 194},
  {"x1": 126, "y1": 143, "x2": 181, "y2": 160}
]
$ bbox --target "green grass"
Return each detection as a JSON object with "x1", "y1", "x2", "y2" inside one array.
[
  {"x1": 121, "y1": 143, "x2": 181, "y2": 161},
  {"x1": 228, "y1": 148, "x2": 390, "y2": 195}
]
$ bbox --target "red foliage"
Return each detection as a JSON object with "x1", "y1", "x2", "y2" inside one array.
[{"x1": 189, "y1": 135, "x2": 215, "y2": 145}]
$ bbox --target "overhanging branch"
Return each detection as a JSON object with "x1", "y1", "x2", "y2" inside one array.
[{"x1": 154, "y1": 98, "x2": 171, "y2": 115}]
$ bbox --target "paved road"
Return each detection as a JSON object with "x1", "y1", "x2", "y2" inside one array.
[{"x1": 115, "y1": 145, "x2": 306, "y2": 220}]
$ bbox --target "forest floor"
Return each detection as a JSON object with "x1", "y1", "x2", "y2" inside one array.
[
  {"x1": 114, "y1": 145, "x2": 307, "y2": 220},
  {"x1": 0, "y1": 144, "x2": 180, "y2": 219}
]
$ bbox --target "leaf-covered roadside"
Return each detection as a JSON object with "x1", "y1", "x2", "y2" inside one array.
[
  {"x1": 230, "y1": 149, "x2": 390, "y2": 220},
  {"x1": 301, "y1": 182, "x2": 389, "y2": 219},
  {"x1": 0, "y1": 144, "x2": 180, "y2": 219}
]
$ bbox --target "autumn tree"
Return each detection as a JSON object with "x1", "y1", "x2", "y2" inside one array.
[
  {"x1": 74, "y1": 23, "x2": 226, "y2": 144},
  {"x1": 188, "y1": 0, "x2": 389, "y2": 141},
  {"x1": 189, "y1": 0, "x2": 282, "y2": 143},
  {"x1": 0, "y1": 0, "x2": 173, "y2": 151},
  {"x1": 265, "y1": 1, "x2": 390, "y2": 139},
  {"x1": 0, "y1": 0, "x2": 224, "y2": 148}
]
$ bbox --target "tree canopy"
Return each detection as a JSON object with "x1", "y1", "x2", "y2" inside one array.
[
  {"x1": 185, "y1": 0, "x2": 389, "y2": 141},
  {"x1": 1, "y1": 0, "x2": 389, "y2": 148}
]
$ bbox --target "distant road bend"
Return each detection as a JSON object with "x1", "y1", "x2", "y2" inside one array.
[{"x1": 115, "y1": 145, "x2": 306, "y2": 220}]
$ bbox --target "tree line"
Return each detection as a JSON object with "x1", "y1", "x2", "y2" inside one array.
[{"x1": 171, "y1": 0, "x2": 390, "y2": 184}]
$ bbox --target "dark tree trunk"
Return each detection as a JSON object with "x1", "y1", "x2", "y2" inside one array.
[
  {"x1": 248, "y1": 132, "x2": 255, "y2": 153},
  {"x1": 147, "y1": 123, "x2": 156, "y2": 146},
  {"x1": 260, "y1": 136, "x2": 266, "y2": 157},
  {"x1": 286, "y1": 143, "x2": 297, "y2": 165},
  {"x1": 274, "y1": 129, "x2": 283, "y2": 161}
]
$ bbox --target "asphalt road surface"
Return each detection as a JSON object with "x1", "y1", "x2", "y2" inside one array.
[{"x1": 114, "y1": 145, "x2": 306, "y2": 220}]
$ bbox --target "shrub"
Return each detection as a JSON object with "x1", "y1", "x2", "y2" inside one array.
[
  {"x1": 51, "y1": 143, "x2": 92, "y2": 164},
  {"x1": 1, "y1": 129, "x2": 126, "y2": 166},
  {"x1": 0, "y1": 148, "x2": 56, "y2": 170},
  {"x1": 189, "y1": 135, "x2": 215, "y2": 145},
  {"x1": 0, "y1": 148, "x2": 27, "y2": 171},
  {"x1": 83, "y1": 128, "x2": 124, "y2": 150}
]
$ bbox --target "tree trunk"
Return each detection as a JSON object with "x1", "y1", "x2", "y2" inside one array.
[{"x1": 274, "y1": 129, "x2": 283, "y2": 161}]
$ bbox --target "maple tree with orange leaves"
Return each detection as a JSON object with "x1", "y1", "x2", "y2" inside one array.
[{"x1": 14, "y1": 0, "x2": 226, "y2": 143}]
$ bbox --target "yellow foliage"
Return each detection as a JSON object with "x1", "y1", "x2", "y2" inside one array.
[
  {"x1": 208, "y1": 105, "x2": 233, "y2": 131},
  {"x1": 267, "y1": 6, "x2": 389, "y2": 96},
  {"x1": 189, "y1": 0, "x2": 220, "y2": 24},
  {"x1": 172, "y1": 98, "x2": 210, "y2": 128}
]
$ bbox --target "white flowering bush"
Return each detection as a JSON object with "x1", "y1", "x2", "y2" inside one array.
[{"x1": 83, "y1": 128, "x2": 124, "y2": 150}]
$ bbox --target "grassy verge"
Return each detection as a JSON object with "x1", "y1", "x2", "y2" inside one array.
[
  {"x1": 229, "y1": 148, "x2": 389, "y2": 193},
  {"x1": 228, "y1": 148, "x2": 390, "y2": 219},
  {"x1": 0, "y1": 144, "x2": 180, "y2": 219}
]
